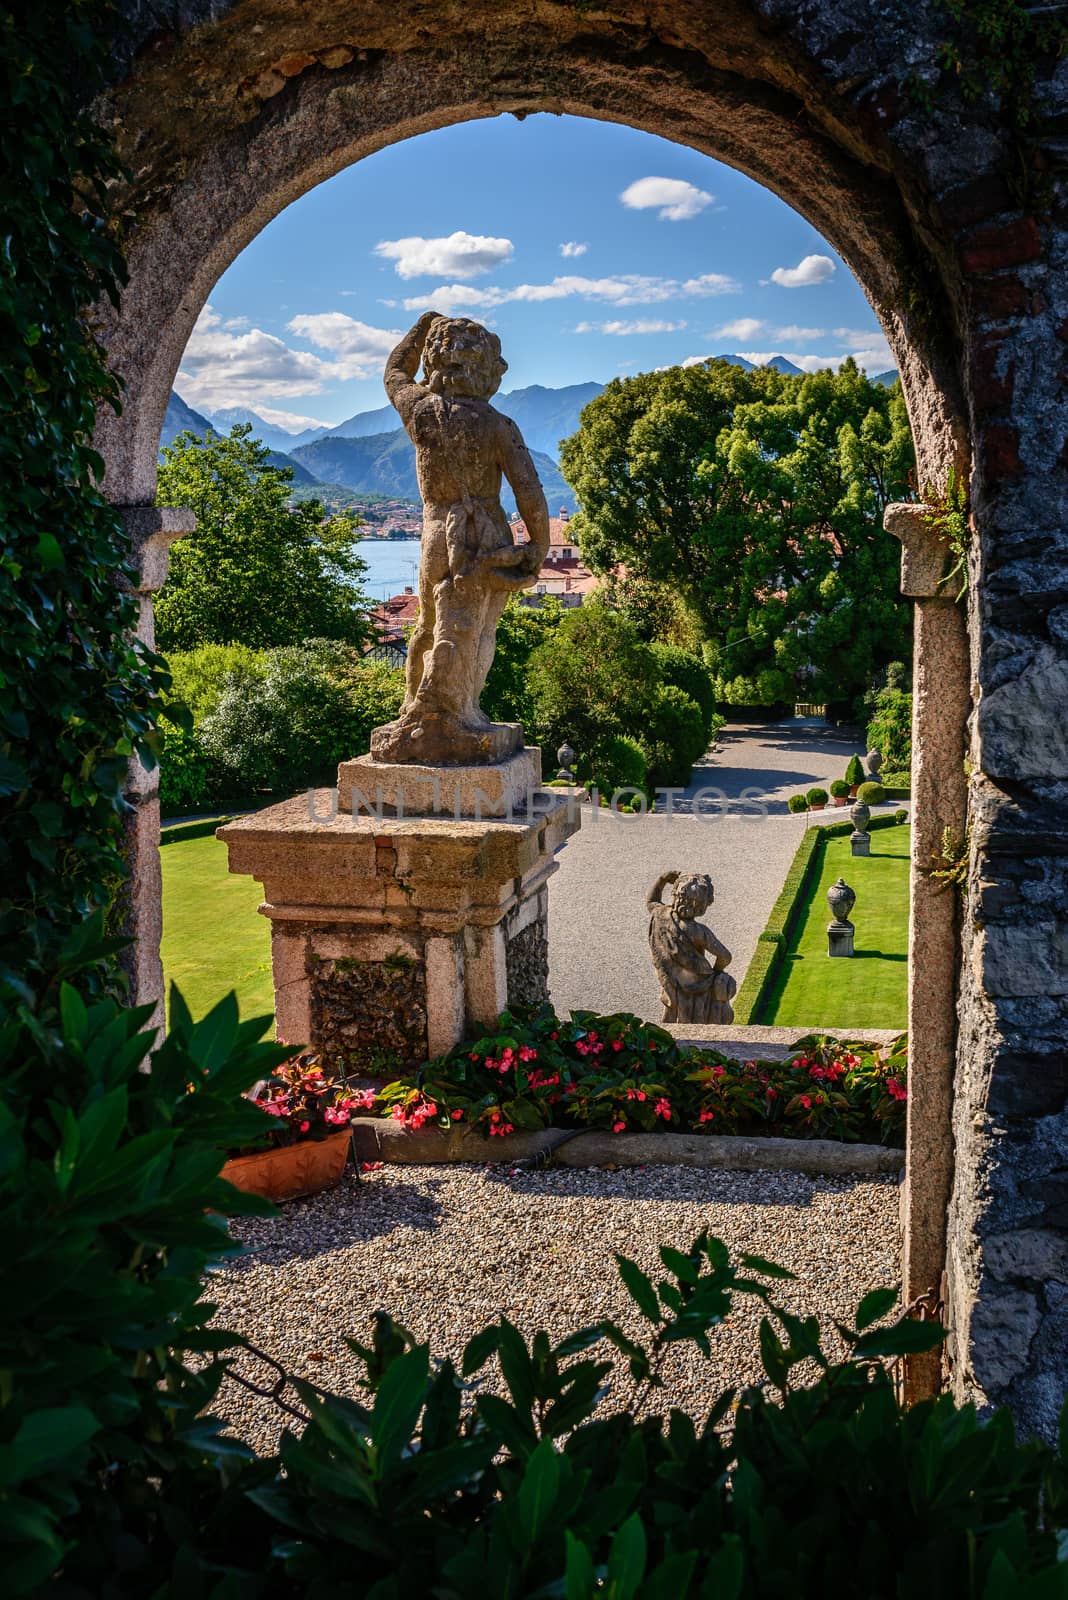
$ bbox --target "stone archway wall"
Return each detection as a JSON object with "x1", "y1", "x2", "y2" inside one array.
[{"x1": 97, "y1": 1, "x2": 1068, "y2": 1437}]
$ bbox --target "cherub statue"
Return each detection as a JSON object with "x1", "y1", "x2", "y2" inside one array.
[
  {"x1": 647, "y1": 871, "x2": 736, "y2": 1025},
  {"x1": 370, "y1": 312, "x2": 550, "y2": 765}
]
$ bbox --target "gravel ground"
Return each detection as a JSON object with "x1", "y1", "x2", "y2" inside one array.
[
  {"x1": 547, "y1": 720, "x2": 874, "y2": 1020},
  {"x1": 208, "y1": 1161, "x2": 900, "y2": 1455}
]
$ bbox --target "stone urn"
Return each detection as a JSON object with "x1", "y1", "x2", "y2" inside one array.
[
  {"x1": 555, "y1": 741, "x2": 576, "y2": 783},
  {"x1": 219, "y1": 1128, "x2": 352, "y2": 1206},
  {"x1": 826, "y1": 877, "x2": 856, "y2": 925},
  {"x1": 865, "y1": 747, "x2": 884, "y2": 779},
  {"x1": 850, "y1": 800, "x2": 871, "y2": 833}
]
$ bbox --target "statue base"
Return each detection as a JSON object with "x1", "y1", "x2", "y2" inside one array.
[
  {"x1": 217, "y1": 789, "x2": 580, "y2": 1069},
  {"x1": 370, "y1": 710, "x2": 523, "y2": 767},
  {"x1": 338, "y1": 748, "x2": 542, "y2": 819},
  {"x1": 827, "y1": 919, "x2": 855, "y2": 957},
  {"x1": 850, "y1": 830, "x2": 871, "y2": 856}
]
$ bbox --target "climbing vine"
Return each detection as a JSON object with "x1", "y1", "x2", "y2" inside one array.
[
  {"x1": 925, "y1": 467, "x2": 971, "y2": 601},
  {"x1": 0, "y1": 0, "x2": 170, "y2": 998},
  {"x1": 936, "y1": 0, "x2": 1068, "y2": 129}
]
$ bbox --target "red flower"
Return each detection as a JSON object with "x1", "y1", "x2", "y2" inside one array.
[
  {"x1": 612, "y1": 1120, "x2": 626, "y2": 1133},
  {"x1": 611, "y1": 1039, "x2": 624, "y2": 1052},
  {"x1": 654, "y1": 1097, "x2": 672, "y2": 1121},
  {"x1": 887, "y1": 1078, "x2": 908, "y2": 1102},
  {"x1": 299, "y1": 1120, "x2": 311, "y2": 1133},
  {"x1": 698, "y1": 1109, "x2": 714, "y2": 1123},
  {"x1": 451, "y1": 1108, "x2": 464, "y2": 1121},
  {"x1": 798, "y1": 1094, "x2": 812, "y2": 1110}
]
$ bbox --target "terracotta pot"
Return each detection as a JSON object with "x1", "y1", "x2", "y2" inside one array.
[
  {"x1": 833, "y1": 796, "x2": 847, "y2": 806},
  {"x1": 220, "y1": 1129, "x2": 351, "y2": 1203},
  {"x1": 848, "y1": 784, "x2": 859, "y2": 797},
  {"x1": 810, "y1": 802, "x2": 824, "y2": 811}
]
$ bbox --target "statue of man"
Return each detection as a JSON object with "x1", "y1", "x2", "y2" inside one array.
[
  {"x1": 370, "y1": 312, "x2": 550, "y2": 765},
  {"x1": 647, "y1": 871, "x2": 736, "y2": 1025}
]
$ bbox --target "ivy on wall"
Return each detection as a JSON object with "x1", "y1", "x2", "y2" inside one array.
[{"x1": 0, "y1": 0, "x2": 169, "y2": 997}]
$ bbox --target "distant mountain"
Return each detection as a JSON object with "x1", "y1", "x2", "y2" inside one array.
[
  {"x1": 714, "y1": 353, "x2": 804, "y2": 376},
  {"x1": 161, "y1": 392, "x2": 216, "y2": 448},
  {"x1": 209, "y1": 406, "x2": 324, "y2": 453},
  {"x1": 871, "y1": 369, "x2": 899, "y2": 386},
  {"x1": 290, "y1": 428, "x2": 578, "y2": 515},
  {"x1": 495, "y1": 382, "x2": 605, "y2": 458}
]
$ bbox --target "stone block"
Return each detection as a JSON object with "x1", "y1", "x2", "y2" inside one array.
[
  {"x1": 827, "y1": 919, "x2": 855, "y2": 957},
  {"x1": 338, "y1": 747, "x2": 542, "y2": 818},
  {"x1": 850, "y1": 830, "x2": 871, "y2": 856}
]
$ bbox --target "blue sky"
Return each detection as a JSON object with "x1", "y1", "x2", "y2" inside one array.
[{"x1": 177, "y1": 114, "x2": 894, "y2": 434}]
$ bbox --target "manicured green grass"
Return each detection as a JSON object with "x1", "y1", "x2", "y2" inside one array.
[
  {"x1": 761, "y1": 826, "x2": 910, "y2": 1031},
  {"x1": 160, "y1": 824, "x2": 274, "y2": 1031}
]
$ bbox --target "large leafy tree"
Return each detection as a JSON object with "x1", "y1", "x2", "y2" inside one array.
[
  {"x1": 155, "y1": 425, "x2": 370, "y2": 651},
  {"x1": 560, "y1": 359, "x2": 914, "y2": 707}
]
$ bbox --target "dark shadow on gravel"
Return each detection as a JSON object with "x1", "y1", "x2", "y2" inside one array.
[
  {"x1": 472, "y1": 1163, "x2": 861, "y2": 1209},
  {"x1": 217, "y1": 1177, "x2": 447, "y2": 1267}
]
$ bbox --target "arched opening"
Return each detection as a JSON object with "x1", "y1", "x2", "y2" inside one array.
[{"x1": 98, "y1": 10, "x2": 976, "y2": 1412}]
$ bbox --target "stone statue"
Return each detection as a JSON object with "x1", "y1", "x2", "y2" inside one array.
[
  {"x1": 826, "y1": 876, "x2": 856, "y2": 957},
  {"x1": 865, "y1": 747, "x2": 884, "y2": 779},
  {"x1": 370, "y1": 313, "x2": 550, "y2": 765},
  {"x1": 647, "y1": 871, "x2": 736, "y2": 1024}
]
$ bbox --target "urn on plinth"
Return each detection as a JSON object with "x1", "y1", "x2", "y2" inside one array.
[
  {"x1": 556, "y1": 742, "x2": 576, "y2": 783},
  {"x1": 865, "y1": 747, "x2": 883, "y2": 779},
  {"x1": 850, "y1": 798, "x2": 872, "y2": 857},
  {"x1": 826, "y1": 876, "x2": 856, "y2": 957}
]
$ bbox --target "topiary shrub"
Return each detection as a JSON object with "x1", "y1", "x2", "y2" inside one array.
[
  {"x1": 806, "y1": 787, "x2": 829, "y2": 807},
  {"x1": 587, "y1": 733, "x2": 647, "y2": 798},
  {"x1": 845, "y1": 754, "x2": 865, "y2": 788},
  {"x1": 895, "y1": 808, "x2": 909, "y2": 824},
  {"x1": 857, "y1": 780, "x2": 887, "y2": 805},
  {"x1": 649, "y1": 642, "x2": 718, "y2": 740},
  {"x1": 830, "y1": 779, "x2": 850, "y2": 799},
  {"x1": 788, "y1": 794, "x2": 809, "y2": 813},
  {"x1": 640, "y1": 683, "x2": 706, "y2": 788}
]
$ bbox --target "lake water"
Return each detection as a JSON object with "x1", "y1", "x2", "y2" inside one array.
[{"x1": 358, "y1": 538, "x2": 422, "y2": 601}]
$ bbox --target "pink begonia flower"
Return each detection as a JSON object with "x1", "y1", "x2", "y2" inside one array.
[
  {"x1": 451, "y1": 1108, "x2": 464, "y2": 1121},
  {"x1": 654, "y1": 1097, "x2": 671, "y2": 1120},
  {"x1": 798, "y1": 1094, "x2": 812, "y2": 1110},
  {"x1": 613, "y1": 1120, "x2": 626, "y2": 1133},
  {"x1": 698, "y1": 1110, "x2": 714, "y2": 1123},
  {"x1": 519, "y1": 1045, "x2": 537, "y2": 1062},
  {"x1": 299, "y1": 1120, "x2": 311, "y2": 1133},
  {"x1": 360, "y1": 1160, "x2": 384, "y2": 1172},
  {"x1": 391, "y1": 1105, "x2": 405, "y2": 1121}
]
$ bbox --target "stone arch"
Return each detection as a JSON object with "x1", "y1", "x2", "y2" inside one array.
[{"x1": 98, "y1": 2, "x2": 1067, "y2": 1436}]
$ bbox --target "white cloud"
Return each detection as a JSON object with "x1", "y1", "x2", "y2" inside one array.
[
  {"x1": 400, "y1": 271, "x2": 739, "y2": 315},
  {"x1": 574, "y1": 318, "x2": 687, "y2": 335},
  {"x1": 374, "y1": 230, "x2": 514, "y2": 280},
  {"x1": 769, "y1": 254, "x2": 836, "y2": 288},
  {"x1": 559, "y1": 241, "x2": 588, "y2": 258},
  {"x1": 176, "y1": 304, "x2": 400, "y2": 410},
  {"x1": 713, "y1": 317, "x2": 766, "y2": 342},
  {"x1": 222, "y1": 315, "x2": 249, "y2": 330},
  {"x1": 620, "y1": 176, "x2": 714, "y2": 221},
  {"x1": 776, "y1": 324, "x2": 826, "y2": 340}
]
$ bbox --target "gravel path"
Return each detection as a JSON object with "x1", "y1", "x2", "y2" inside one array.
[
  {"x1": 208, "y1": 1162, "x2": 900, "y2": 1454},
  {"x1": 547, "y1": 720, "x2": 868, "y2": 1020}
]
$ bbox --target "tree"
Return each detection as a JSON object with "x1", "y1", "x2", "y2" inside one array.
[
  {"x1": 560, "y1": 360, "x2": 915, "y2": 708},
  {"x1": 155, "y1": 426, "x2": 371, "y2": 651},
  {"x1": 481, "y1": 595, "x2": 563, "y2": 732}
]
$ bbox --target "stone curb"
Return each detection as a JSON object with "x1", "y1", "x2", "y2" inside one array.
[{"x1": 348, "y1": 1119, "x2": 904, "y2": 1177}]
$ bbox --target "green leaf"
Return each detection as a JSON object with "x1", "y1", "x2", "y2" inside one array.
[
  {"x1": 740, "y1": 1253, "x2": 797, "y2": 1281},
  {"x1": 607, "y1": 1513, "x2": 647, "y2": 1600},
  {"x1": 518, "y1": 1439, "x2": 561, "y2": 1541},
  {"x1": 565, "y1": 1531, "x2": 596, "y2": 1600},
  {"x1": 759, "y1": 1318, "x2": 790, "y2": 1390},
  {"x1": 369, "y1": 1345, "x2": 429, "y2": 1474},
  {"x1": 8, "y1": 1407, "x2": 99, "y2": 1484},
  {"x1": 856, "y1": 1286, "x2": 900, "y2": 1331},
  {"x1": 616, "y1": 1255, "x2": 660, "y2": 1322},
  {"x1": 462, "y1": 1324, "x2": 500, "y2": 1377},
  {"x1": 853, "y1": 1318, "x2": 946, "y2": 1358}
]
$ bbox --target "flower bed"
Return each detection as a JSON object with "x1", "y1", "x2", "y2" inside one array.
[{"x1": 370, "y1": 1009, "x2": 907, "y2": 1147}]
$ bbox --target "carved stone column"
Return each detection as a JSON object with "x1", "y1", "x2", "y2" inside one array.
[
  {"x1": 884, "y1": 502, "x2": 970, "y2": 1400},
  {"x1": 115, "y1": 506, "x2": 195, "y2": 1020}
]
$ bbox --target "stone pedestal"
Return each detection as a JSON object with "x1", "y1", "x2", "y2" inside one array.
[
  {"x1": 850, "y1": 830, "x2": 871, "y2": 857},
  {"x1": 827, "y1": 919, "x2": 855, "y2": 957},
  {"x1": 217, "y1": 782, "x2": 579, "y2": 1072},
  {"x1": 338, "y1": 747, "x2": 541, "y2": 819}
]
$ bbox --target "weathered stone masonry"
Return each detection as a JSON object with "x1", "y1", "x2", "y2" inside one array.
[{"x1": 96, "y1": 1, "x2": 1068, "y2": 1435}]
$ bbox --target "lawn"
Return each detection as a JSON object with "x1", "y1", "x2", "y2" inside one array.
[
  {"x1": 160, "y1": 821, "x2": 274, "y2": 1031},
  {"x1": 760, "y1": 826, "x2": 910, "y2": 1032}
]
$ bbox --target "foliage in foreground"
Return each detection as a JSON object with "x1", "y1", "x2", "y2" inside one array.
[
  {"x1": 0, "y1": 1, "x2": 171, "y2": 994},
  {"x1": 373, "y1": 1007, "x2": 908, "y2": 1146},
  {"x1": 3, "y1": 931, "x2": 1067, "y2": 1597}
]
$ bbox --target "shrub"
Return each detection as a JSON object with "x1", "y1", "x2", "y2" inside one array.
[
  {"x1": 163, "y1": 641, "x2": 267, "y2": 721},
  {"x1": 587, "y1": 733, "x2": 647, "y2": 798},
  {"x1": 640, "y1": 683, "x2": 707, "y2": 788},
  {"x1": 845, "y1": 753, "x2": 865, "y2": 787},
  {"x1": 881, "y1": 768, "x2": 911, "y2": 790},
  {"x1": 649, "y1": 642, "x2": 718, "y2": 739},
  {"x1": 788, "y1": 793, "x2": 809, "y2": 813},
  {"x1": 376, "y1": 1009, "x2": 908, "y2": 1145},
  {"x1": 866, "y1": 687, "x2": 913, "y2": 770},
  {"x1": 807, "y1": 786, "x2": 829, "y2": 806},
  {"x1": 157, "y1": 722, "x2": 211, "y2": 813},
  {"x1": 895, "y1": 807, "x2": 909, "y2": 823},
  {"x1": 857, "y1": 780, "x2": 887, "y2": 804},
  {"x1": 198, "y1": 642, "x2": 404, "y2": 799},
  {"x1": 830, "y1": 779, "x2": 851, "y2": 798}
]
